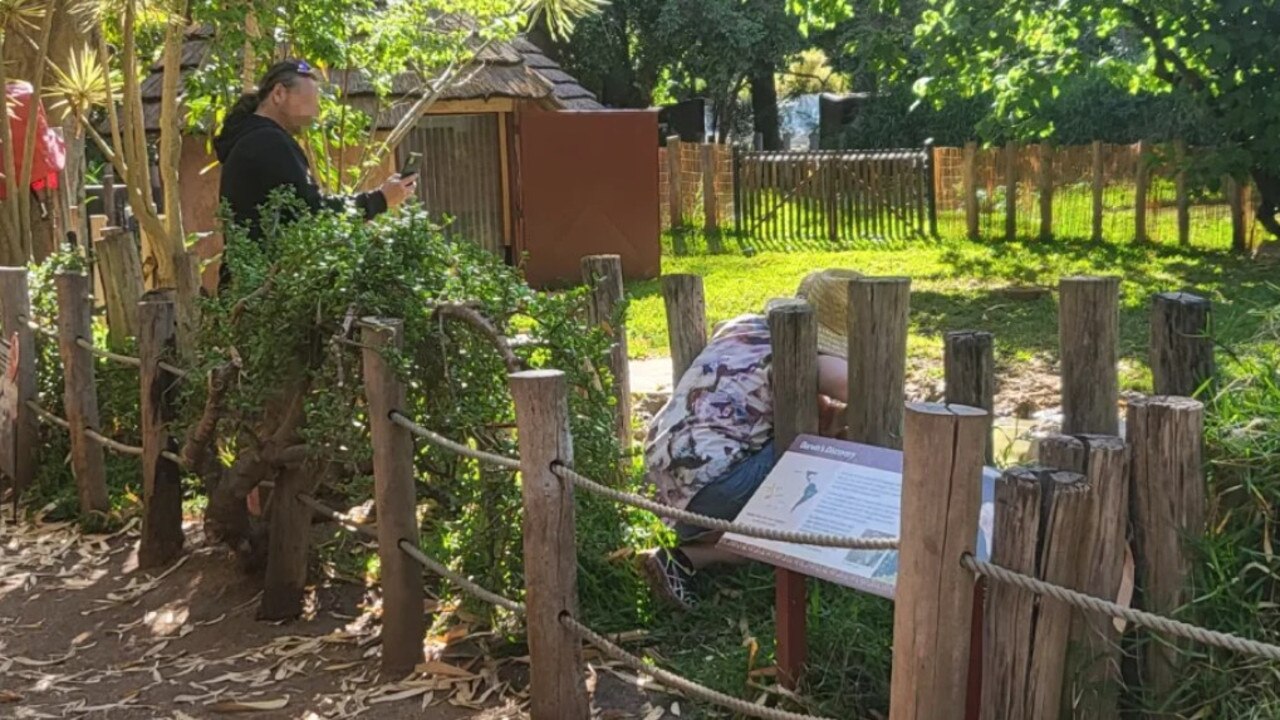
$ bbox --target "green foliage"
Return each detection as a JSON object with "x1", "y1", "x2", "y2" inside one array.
[{"x1": 195, "y1": 195, "x2": 620, "y2": 604}]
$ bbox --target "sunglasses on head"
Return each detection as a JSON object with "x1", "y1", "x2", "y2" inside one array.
[{"x1": 260, "y1": 60, "x2": 315, "y2": 93}]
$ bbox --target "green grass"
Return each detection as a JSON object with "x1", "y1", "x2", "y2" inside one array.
[{"x1": 629, "y1": 231, "x2": 1278, "y2": 396}]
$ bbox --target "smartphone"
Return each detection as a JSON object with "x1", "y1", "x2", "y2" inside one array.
[{"x1": 400, "y1": 151, "x2": 422, "y2": 179}]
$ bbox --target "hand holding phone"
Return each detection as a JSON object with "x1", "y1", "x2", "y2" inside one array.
[{"x1": 400, "y1": 151, "x2": 422, "y2": 179}]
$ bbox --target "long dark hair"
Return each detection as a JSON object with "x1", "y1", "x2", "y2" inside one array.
[{"x1": 221, "y1": 60, "x2": 316, "y2": 130}]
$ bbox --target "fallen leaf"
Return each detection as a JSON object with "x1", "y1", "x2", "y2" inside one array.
[
  {"x1": 643, "y1": 706, "x2": 665, "y2": 720},
  {"x1": 416, "y1": 660, "x2": 476, "y2": 679},
  {"x1": 369, "y1": 687, "x2": 430, "y2": 704},
  {"x1": 208, "y1": 696, "x2": 290, "y2": 713},
  {"x1": 671, "y1": 702, "x2": 681, "y2": 716},
  {"x1": 0, "y1": 690, "x2": 21, "y2": 703}
]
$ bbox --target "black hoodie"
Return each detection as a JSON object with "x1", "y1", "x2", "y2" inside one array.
[{"x1": 213, "y1": 114, "x2": 387, "y2": 242}]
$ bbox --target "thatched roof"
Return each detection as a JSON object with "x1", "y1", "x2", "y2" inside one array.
[{"x1": 137, "y1": 27, "x2": 600, "y2": 132}]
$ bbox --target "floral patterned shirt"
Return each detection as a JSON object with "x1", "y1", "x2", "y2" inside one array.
[{"x1": 644, "y1": 314, "x2": 773, "y2": 509}]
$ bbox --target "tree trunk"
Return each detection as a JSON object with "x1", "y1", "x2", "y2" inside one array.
[
  {"x1": 750, "y1": 67, "x2": 782, "y2": 151},
  {"x1": 1250, "y1": 166, "x2": 1280, "y2": 240}
]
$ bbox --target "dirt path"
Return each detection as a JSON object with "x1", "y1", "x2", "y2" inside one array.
[{"x1": 0, "y1": 511, "x2": 669, "y2": 720}]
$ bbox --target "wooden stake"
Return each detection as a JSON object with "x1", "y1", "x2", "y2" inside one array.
[
  {"x1": 512, "y1": 370, "x2": 589, "y2": 720},
  {"x1": 1135, "y1": 140, "x2": 1150, "y2": 244},
  {"x1": 944, "y1": 330, "x2": 995, "y2": 463},
  {"x1": 890, "y1": 402, "x2": 988, "y2": 720},
  {"x1": 581, "y1": 255, "x2": 631, "y2": 456},
  {"x1": 54, "y1": 272, "x2": 109, "y2": 517},
  {"x1": 768, "y1": 299, "x2": 820, "y2": 689},
  {"x1": 95, "y1": 227, "x2": 145, "y2": 348},
  {"x1": 1059, "y1": 276, "x2": 1120, "y2": 436},
  {"x1": 1127, "y1": 396, "x2": 1205, "y2": 707},
  {"x1": 138, "y1": 289, "x2": 183, "y2": 567},
  {"x1": 361, "y1": 318, "x2": 426, "y2": 676},
  {"x1": 260, "y1": 461, "x2": 314, "y2": 620},
  {"x1": 667, "y1": 136, "x2": 683, "y2": 229},
  {"x1": 980, "y1": 467, "x2": 1090, "y2": 720},
  {"x1": 1005, "y1": 141, "x2": 1019, "y2": 241},
  {"x1": 1091, "y1": 141, "x2": 1104, "y2": 243},
  {"x1": 1225, "y1": 175, "x2": 1247, "y2": 254},
  {"x1": 661, "y1": 274, "x2": 707, "y2": 387},
  {"x1": 964, "y1": 142, "x2": 979, "y2": 240},
  {"x1": 0, "y1": 268, "x2": 36, "y2": 496},
  {"x1": 1174, "y1": 141, "x2": 1190, "y2": 246},
  {"x1": 702, "y1": 143, "x2": 719, "y2": 233},
  {"x1": 1038, "y1": 144, "x2": 1053, "y2": 241},
  {"x1": 847, "y1": 277, "x2": 911, "y2": 449},
  {"x1": 1150, "y1": 292, "x2": 1214, "y2": 398}
]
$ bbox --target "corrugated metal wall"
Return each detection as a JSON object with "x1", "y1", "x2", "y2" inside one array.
[{"x1": 399, "y1": 114, "x2": 505, "y2": 255}]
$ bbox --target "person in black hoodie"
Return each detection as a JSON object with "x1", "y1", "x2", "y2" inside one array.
[{"x1": 214, "y1": 60, "x2": 415, "y2": 248}]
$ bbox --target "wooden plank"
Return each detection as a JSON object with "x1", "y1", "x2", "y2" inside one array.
[
  {"x1": 667, "y1": 136, "x2": 683, "y2": 229},
  {"x1": 1127, "y1": 396, "x2": 1205, "y2": 708},
  {"x1": 361, "y1": 318, "x2": 426, "y2": 676},
  {"x1": 944, "y1": 331, "x2": 995, "y2": 464},
  {"x1": 0, "y1": 268, "x2": 36, "y2": 498},
  {"x1": 661, "y1": 274, "x2": 707, "y2": 386},
  {"x1": 1005, "y1": 142, "x2": 1019, "y2": 241},
  {"x1": 1135, "y1": 140, "x2": 1150, "y2": 244},
  {"x1": 425, "y1": 98, "x2": 515, "y2": 114},
  {"x1": 1038, "y1": 143, "x2": 1053, "y2": 241},
  {"x1": 54, "y1": 272, "x2": 110, "y2": 517},
  {"x1": 890, "y1": 402, "x2": 988, "y2": 720},
  {"x1": 138, "y1": 290, "x2": 184, "y2": 568},
  {"x1": 1150, "y1": 292, "x2": 1214, "y2": 397},
  {"x1": 1059, "y1": 276, "x2": 1120, "y2": 436},
  {"x1": 95, "y1": 228, "x2": 145, "y2": 348},
  {"x1": 847, "y1": 277, "x2": 911, "y2": 449},
  {"x1": 1091, "y1": 141, "x2": 1104, "y2": 242},
  {"x1": 581, "y1": 255, "x2": 631, "y2": 456},
  {"x1": 512, "y1": 370, "x2": 590, "y2": 720},
  {"x1": 1175, "y1": 140, "x2": 1190, "y2": 246}
]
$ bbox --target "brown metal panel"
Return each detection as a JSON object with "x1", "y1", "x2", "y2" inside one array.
[{"x1": 516, "y1": 109, "x2": 660, "y2": 287}]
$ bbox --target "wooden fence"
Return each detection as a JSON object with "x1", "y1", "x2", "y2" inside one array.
[
  {"x1": 934, "y1": 141, "x2": 1259, "y2": 250},
  {"x1": 658, "y1": 137, "x2": 735, "y2": 232},
  {"x1": 5, "y1": 247, "x2": 1272, "y2": 719}
]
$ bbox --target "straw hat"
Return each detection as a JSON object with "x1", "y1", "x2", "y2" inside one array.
[{"x1": 767, "y1": 268, "x2": 864, "y2": 358}]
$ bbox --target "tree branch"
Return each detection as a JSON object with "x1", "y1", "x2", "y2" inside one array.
[
  {"x1": 1118, "y1": 4, "x2": 1206, "y2": 94},
  {"x1": 433, "y1": 302, "x2": 523, "y2": 373}
]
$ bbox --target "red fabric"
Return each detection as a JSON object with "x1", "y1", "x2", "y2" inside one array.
[{"x1": 1, "y1": 81, "x2": 65, "y2": 200}]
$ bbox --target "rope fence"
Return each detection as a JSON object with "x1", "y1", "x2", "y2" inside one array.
[
  {"x1": 963, "y1": 555, "x2": 1280, "y2": 662},
  {"x1": 83, "y1": 428, "x2": 143, "y2": 457},
  {"x1": 25, "y1": 400, "x2": 69, "y2": 430},
  {"x1": 74, "y1": 336, "x2": 141, "y2": 368},
  {"x1": 389, "y1": 411, "x2": 521, "y2": 471}
]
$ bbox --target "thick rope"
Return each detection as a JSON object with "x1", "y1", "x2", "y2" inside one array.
[
  {"x1": 74, "y1": 337, "x2": 141, "y2": 368},
  {"x1": 398, "y1": 540, "x2": 526, "y2": 614},
  {"x1": 296, "y1": 492, "x2": 377, "y2": 539},
  {"x1": 83, "y1": 428, "x2": 143, "y2": 457},
  {"x1": 553, "y1": 463, "x2": 900, "y2": 551},
  {"x1": 160, "y1": 450, "x2": 187, "y2": 467},
  {"x1": 158, "y1": 361, "x2": 189, "y2": 379},
  {"x1": 388, "y1": 411, "x2": 521, "y2": 471},
  {"x1": 24, "y1": 317, "x2": 57, "y2": 339},
  {"x1": 964, "y1": 555, "x2": 1280, "y2": 663},
  {"x1": 562, "y1": 614, "x2": 833, "y2": 720},
  {"x1": 25, "y1": 400, "x2": 69, "y2": 430}
]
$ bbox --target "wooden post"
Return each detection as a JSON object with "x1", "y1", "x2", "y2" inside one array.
[
  {"x1": 944, "y1": 331, "x2": 995, "y2": 464},
  {"x1": 95, "y1": 227, "x2": 145, "y2": 348},
  {"x1": 1091, "y1": 141, "x2": 1105, "y2": 242},
  {"x1": 102, "y1": 167, "x2": 118, "y2": 226},
  {"x1": 1040, "y1": 434, "x2": 1130, "y2": 720},
  {"x1": 768, "y1": 300, "x2": 819, "y2": 689},
  {"x1": 925, "y1": 140, "x2": 939, "y2": 238},
  {"x1": 1150, "y1": 292, "x2": 1214, "y2": 397},
  {"x1": 963, "y1": 141, "x2": 979, "y2": 240},
  {"x1": 1038, "y1": 143, "x2": 1053, "y2": 241},
  {"x1": 1059, "y1": 276, "x2": 1120, "y2": 436},
  {"x1": 890, "y1": 402, "x2": 988, "y2": 720},
  {"x1": 979, "y1": 467, "x2": 1090, "y2": 720},
  {"x1": 260, "y1": 457, "x2": 315, "y2": 620},
  {"x1": 661, "y1": 274, "x2": 707, "y2": 386},
  {"x1": 1175, "y1": 140, "x2": 1190, "y2": 246},
  {"x1": 1135, "y1": 140, "x2": 1150, "y2": 244},
  {"x1": 1127, "y1": 396, "x2": 1205, "y2": 708},
  {"x1": 54, "y1": 272, "x2": 109, "y2": 517},
  {"x1": 847, "y1": 277, "x2": 911, "y2": 449},
  {"x1": 138, "y1": 290, "x2": 183, "y2": 567},
  {"x1": 0, "y1": 268, "x2": 36, "y2": 496},
  {"x1": 702, "y1": 143, "x2": 719, "y2": 233},
  {"x1": 753, "y1": 132, "x2": 765, "y2": 151},
  {"x1": 581, "y1": 255, "x2": 631, "y2": 455},
  {"x1": 511, "y1": 370, "x2": 590, "y2": 720},
  {"x1": 667, "y1": 135, "x2": 683, "y2": 229},
  {"x1": 1225, "y1": 175, "x2": 1247, "y2": 254},
  {"x1": 361, "y1": 318, "x2": 426, "y2": 676},
  {"x1": 1004, "y1": 141, "x2": 1019, "y2": 241}
]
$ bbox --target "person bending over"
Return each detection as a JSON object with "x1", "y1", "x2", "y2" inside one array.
[{"x1": 641, "y1": 269, "x2": 859, "y2": 609}]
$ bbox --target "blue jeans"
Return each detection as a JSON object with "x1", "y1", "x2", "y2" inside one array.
[{"x1": 675, "y1": 442, "x2": 776, "y2": 543}]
